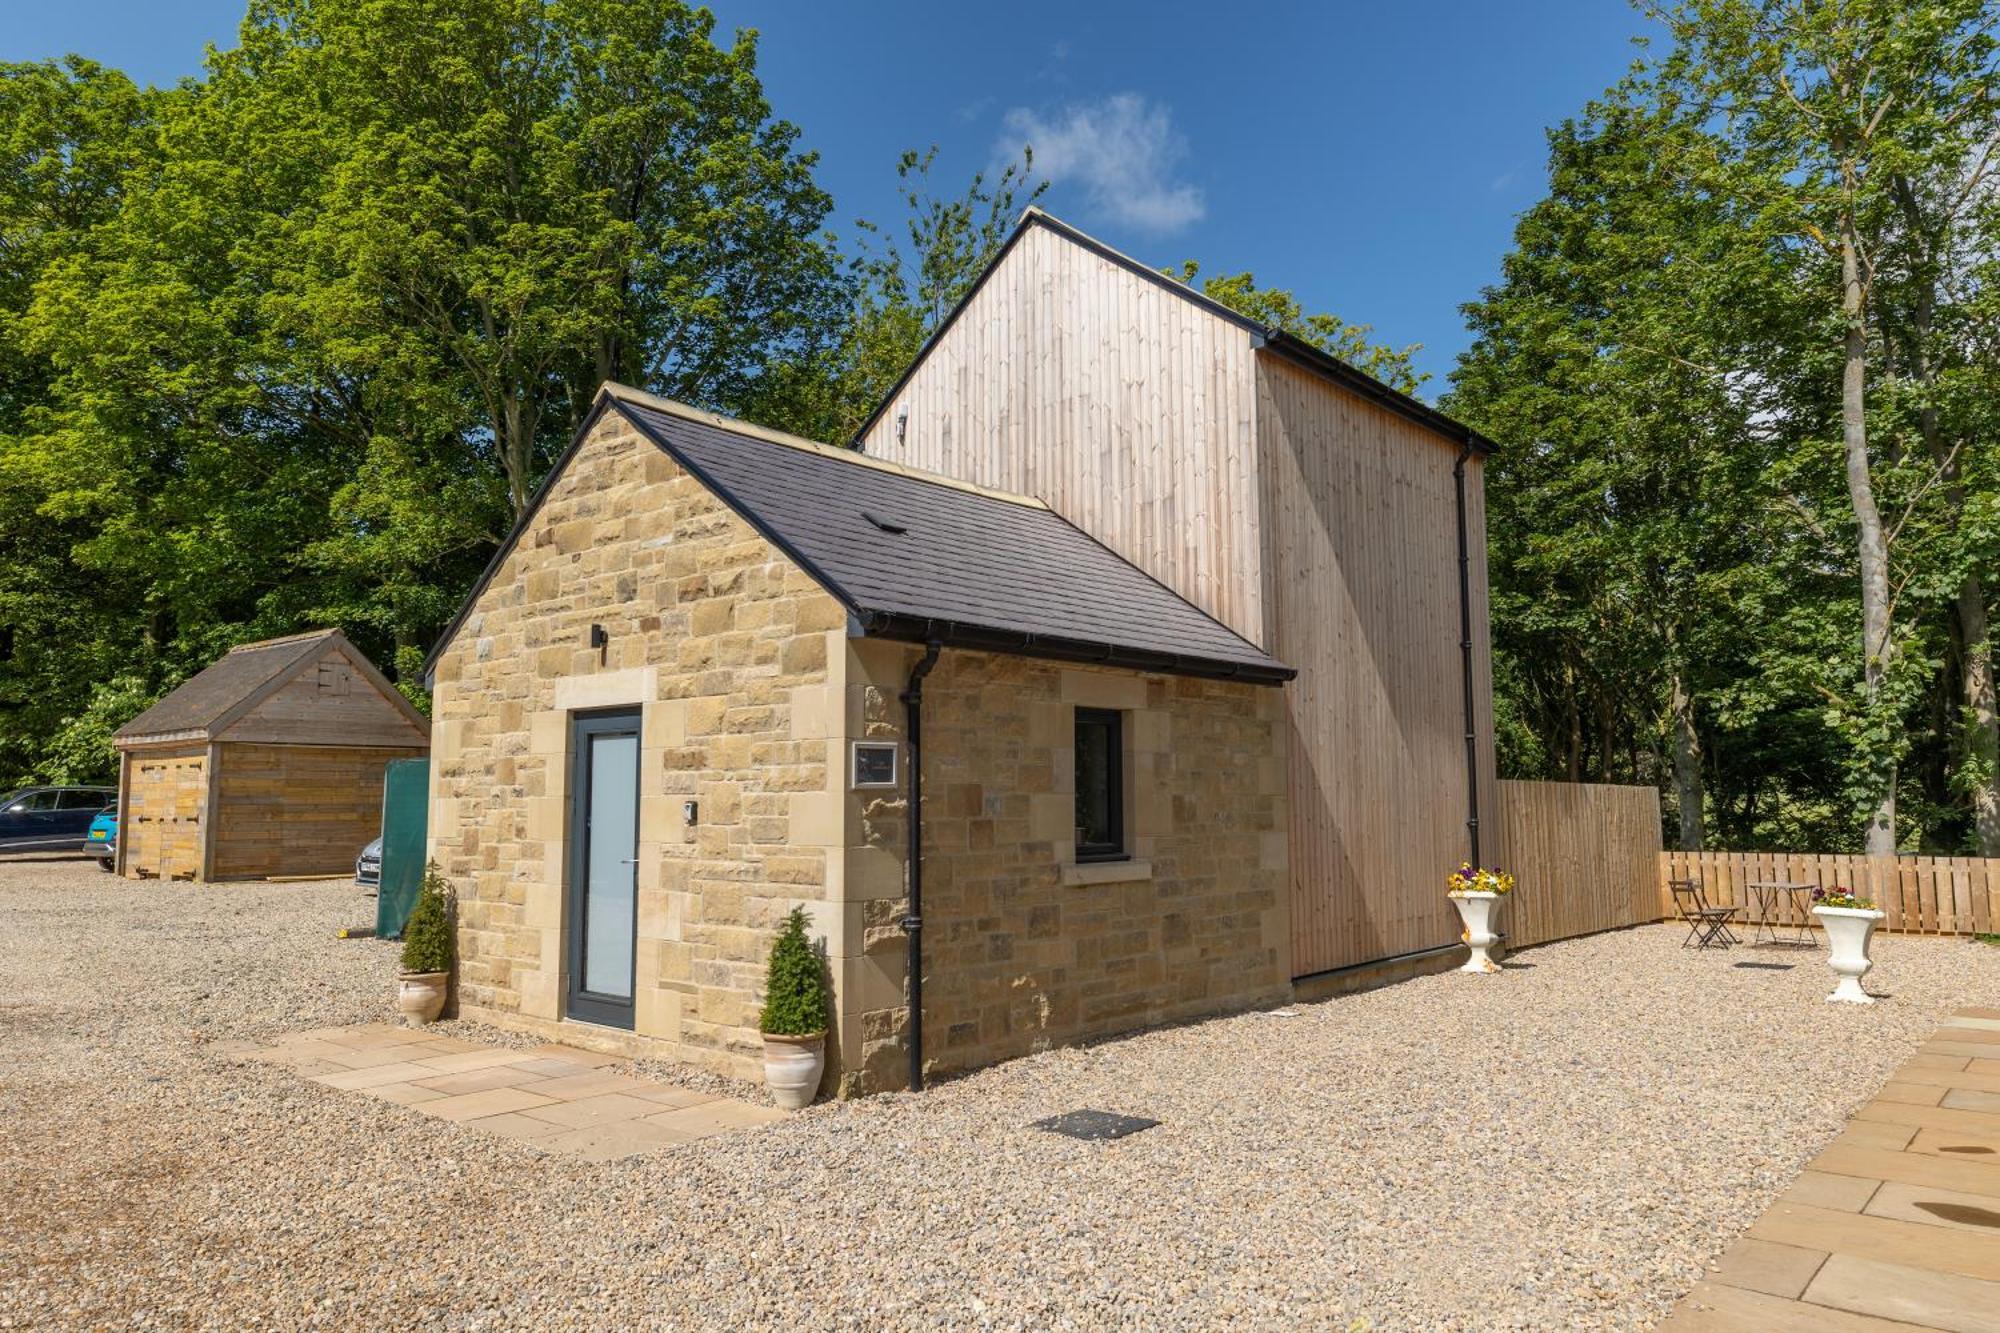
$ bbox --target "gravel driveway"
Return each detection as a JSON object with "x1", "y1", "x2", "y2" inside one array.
[{"x1": 3, "y1": 854, "x2": 1996, "y2": 1331}]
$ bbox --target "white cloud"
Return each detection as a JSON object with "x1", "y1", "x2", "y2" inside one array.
[{"x1": 995, "y1": 93, "x2": 1205, "y2": 234}]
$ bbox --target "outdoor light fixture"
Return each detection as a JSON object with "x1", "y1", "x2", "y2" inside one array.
[
  {"x1": 589, "y1": 623, "x2": 608, "y2": 662},
  {"x1": 895, "y1": 409, "x2": 908, "y2": 444}
]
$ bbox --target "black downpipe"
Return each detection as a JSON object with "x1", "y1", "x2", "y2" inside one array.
[
  {"x1": 900, "y1": 639, "x2": 943, "y2": 1091},
  {"x1": 1453, "y1": 445, "x2": 1482, "y2": 866}
]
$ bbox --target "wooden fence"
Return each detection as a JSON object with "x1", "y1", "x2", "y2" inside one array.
[
  {"x1": 1659, "y1": 851, "x2": 2000, "y2": 937},
  {"x1": 1494, "y1": 779, "x2": 1664, "y2": 949}
]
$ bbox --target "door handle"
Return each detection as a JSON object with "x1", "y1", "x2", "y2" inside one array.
[{"x1": 619, "y1": 858, "x2": 638, "y2": 865}]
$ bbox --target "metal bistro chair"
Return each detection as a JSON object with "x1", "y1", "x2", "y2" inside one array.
[{"x1": 1669, "y1": 878, "x2": 1741, "y2": 950}]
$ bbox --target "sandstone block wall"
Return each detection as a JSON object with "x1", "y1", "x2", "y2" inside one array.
[
  {"x1": 427, "y1": 410, "x2": 847, "y2": 1082},
  {"x1": 836, "y1": 640, "x2": 1291, "y2": 1092}
]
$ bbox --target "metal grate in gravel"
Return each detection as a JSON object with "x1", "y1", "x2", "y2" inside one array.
[{"x1": 1033, "y1": 1109, "x2": 1159, "y2": 1141}]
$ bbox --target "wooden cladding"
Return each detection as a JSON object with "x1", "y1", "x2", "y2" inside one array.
[
  {"x1": 209, "y1": 743, "x2": 420, "y2": 879},
  {"x1": 1496, "y1": 780, "x2": 1663, "y2": 949},
  {"x1": 1264, "y1": 358, "x2": 1500, "y2": 976},
  {"x1": 124, "y1": 746, "x2": 208, "y2": 880},
  {"x1": 854, "y1": 215, "x2": 1502, "y2": 981},
  {"x1": 857, "y1": 222, "x2": 1266, "y2": 644},
  {"x1": 1661, "y1": 850, "x2": 2000, "y2": 937}
]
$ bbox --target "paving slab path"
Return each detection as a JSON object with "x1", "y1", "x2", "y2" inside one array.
[
  {"x1": 232, "y1": 1024, "x2": 784, "y2": 1160},
  {"x1": 1664, "y1": 1007, "x2": 2000, "y2": 1331}
]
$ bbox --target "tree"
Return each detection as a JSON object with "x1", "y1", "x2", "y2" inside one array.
[
  {"x1": 1169, "y1": 262, "x2": 1426, "y2": 396},
  {"x1": 1648, "y1": 0, "x2": 2000, "y2": 852}
]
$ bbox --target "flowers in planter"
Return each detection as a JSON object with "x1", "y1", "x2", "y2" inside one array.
[
  {"x1": 1812, "y1": 885, "x2": 1877, "y2": 911},
  {"x1": 1446, "y1": 863, "x2": 1515, "y2": 896}
]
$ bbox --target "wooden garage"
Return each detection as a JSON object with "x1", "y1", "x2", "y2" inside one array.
[{"x1": 114, "y1": 630, "x2": 430, "y2": 881}]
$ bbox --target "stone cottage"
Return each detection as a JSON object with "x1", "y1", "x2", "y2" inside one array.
[{"x1": 424, "y1": 385, "x2": 1294, "y2": 1094}]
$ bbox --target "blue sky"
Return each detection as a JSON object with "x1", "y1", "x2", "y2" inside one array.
[{"x1": 9, "y1": 1, "x2": 1657, "y2": 394}]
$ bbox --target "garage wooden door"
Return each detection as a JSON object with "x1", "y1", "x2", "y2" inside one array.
[{"x1": 125, "y1": 749, "x2": 207, "y2": 880}]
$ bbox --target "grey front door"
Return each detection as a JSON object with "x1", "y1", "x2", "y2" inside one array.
[{"x1": 567, "y1": 709, "x2": 640, "y2": 1029}]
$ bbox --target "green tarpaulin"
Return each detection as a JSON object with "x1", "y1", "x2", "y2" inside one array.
[{"x1": 374, "y1": 757, "x2": 430, "y2": 938}]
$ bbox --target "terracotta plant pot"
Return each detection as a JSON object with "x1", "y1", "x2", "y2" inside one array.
[
  {"x1": 1812, "y1": 905, "x2": 1885, "y2": 1004},
  {"x1": 1448, "y1": 891, "x2": 1504, "y2": 973},
  {"x1": 762, "y1": 1031, "x2": 825, "y2": 1110},
  {"x1": 396, "y1": 970, "x2": 449, "y2": 1024}
]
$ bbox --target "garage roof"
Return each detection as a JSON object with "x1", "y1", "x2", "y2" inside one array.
[{"x1": 116, "y1": 630, "x2": 428, "y2": 744}]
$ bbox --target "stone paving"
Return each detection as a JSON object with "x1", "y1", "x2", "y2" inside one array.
[
  {"x1": 235, "y1": 1023, "x2": 785, "y2": 1160},
  {"x1": 1664, "y1": 1006, "x2": 2000, "y2": 1331}
]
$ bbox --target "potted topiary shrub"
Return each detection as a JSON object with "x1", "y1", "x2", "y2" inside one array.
[
  {"x1": 1446, "y1": 862, "x2": 1515, "y2": 974},
  {"x1": 759, "y1": 905, "x2": 829, "y2": 1110},
  {"x1": 396, "y1": 865, "x2": 454, "y2": 1025},
  {"x1": 1811, "y1": 885, "x2": 1885, "y2": 1004}
]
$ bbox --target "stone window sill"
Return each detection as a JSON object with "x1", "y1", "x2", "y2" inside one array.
[{"x1": 1060, "y1": 859, "x2": 1154, "y2": 887}]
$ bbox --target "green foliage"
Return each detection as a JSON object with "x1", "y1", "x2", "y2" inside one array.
[
  {"x1": 758, "y1": 905, "x2": 828, "y2": 1036},
  {"x1": 1167, "y1": 261, "x2": 1426, "y2": 396},
  {"x1": 400, "y1": 865, "x2": 455, "y2": 975},
  {"x1": 1449, "y1": 2, "x2": 2000, "y2": 853}
]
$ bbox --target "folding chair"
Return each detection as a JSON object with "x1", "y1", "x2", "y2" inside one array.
[{"x1": 1669, "y1": 878, "x2": 1740, "y2": 950}]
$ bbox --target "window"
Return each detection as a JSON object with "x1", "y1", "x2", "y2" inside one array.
[
  {"x1": 1074, "y1": 708, "x2": 1125, "y2": 862},
  {"x1": 57, "y1": 790, "x2": 109, "y2": 810},
  {"x1": 850, "y1": 741, "x2": 899, "y2": 788}
]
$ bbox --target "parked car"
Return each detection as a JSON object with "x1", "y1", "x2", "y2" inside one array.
[
  {"x1": 0, "y1": 786, "x2": 116, "y2": 853},
  {"x1": 85, "y1": 801, "x2": 118, "y2": 872},
  {"x1": 356, "y1": 836, "x2": 381, "y2": 889}
]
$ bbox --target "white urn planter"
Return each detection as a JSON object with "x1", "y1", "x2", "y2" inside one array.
[
  {"x1": 762, "y1": 1031, "x2": 825, "y2": 1110},
  {"x1": 1449, "y1": 891, "x2": 1504, "y2": 974},
  {"x1": 396, "y1": 971, "x2": 448, "y2": 1024},
  {"x1": 1813, "y1": 905, "x2": 1885, "y2": 1004}
]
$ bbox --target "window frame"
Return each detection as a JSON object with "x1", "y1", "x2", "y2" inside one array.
[{"x1": 1073, "y1": 707, "x2": 1127, "y2": 863}]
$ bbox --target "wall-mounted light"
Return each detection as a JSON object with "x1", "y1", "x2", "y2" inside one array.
[
  {"x1": 895, "y1": 409, "x2": 908, "y2": 445},
  {"x1": 589, "y1": 623, "x2": 608, "y2": 664},
  {"x1": 683, "y1": 799, "x2": 698, "y2": 826}
]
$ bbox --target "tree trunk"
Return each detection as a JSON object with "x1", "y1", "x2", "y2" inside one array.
[
  {"x1": 1840, "y1": 224, "x2": 1897, "y2": 854},
  {"x1": 1669, "y1": 664, "x2": 1706, "y2": 851},
  {"x1": 1962, "y1": 578, "x2": 2000, "y2": 854},
  {"x1": 1891, "y1": 177, "x2": 1998, "y2": 854}
]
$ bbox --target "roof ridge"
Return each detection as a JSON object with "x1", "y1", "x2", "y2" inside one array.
[
  {"x1": 227, "y1": 628, "x2": 341, "y2": 652},
  {"x1": 598, "y1": 384, "x2": 1049, "y2": 510}
]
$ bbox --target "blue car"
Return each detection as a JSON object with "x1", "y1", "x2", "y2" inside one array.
[{"x1": 85, "y1": 801, "x2": 118, "y2": 872}]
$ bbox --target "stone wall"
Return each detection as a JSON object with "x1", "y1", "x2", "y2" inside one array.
[
  {"x1": 836, "y1": 640, "x2": 1291, "y2": 1092},
  {"x1": 427, "y1": 409, "x2": 848, "y2": 1082}
]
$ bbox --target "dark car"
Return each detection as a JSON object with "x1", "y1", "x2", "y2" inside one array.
[
  {"x1": 85, "y1": 801, "x2": 118, "y2": 871},
  {"x1": 0, "y1": 786, "x2": 117, "y2": 853}
]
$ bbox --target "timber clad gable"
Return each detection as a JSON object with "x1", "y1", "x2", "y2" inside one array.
[{"x1": 860, "y1": 209, "x2": 1500, "y2": 980}]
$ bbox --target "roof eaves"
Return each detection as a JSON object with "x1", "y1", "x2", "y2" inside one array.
[{"x1": 855, "y1": 610, "x2": 1296, "y2": 687}]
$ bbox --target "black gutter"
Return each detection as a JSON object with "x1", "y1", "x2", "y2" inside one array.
[
  {"x1": 1453, "y1": 445, "x2": 1482, "y2": 866},
  {"x1": 900, "y1": 639, "x2": 942, "y2": 1092},
  {"x1": 859, "y1": 612, "x2": 1296, "y2": 687}
]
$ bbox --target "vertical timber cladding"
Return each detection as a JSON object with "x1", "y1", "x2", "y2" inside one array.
[
  {"x1": 860, "y1": 220, "x2": 1268, "y2": 644},
  {"x1": 125, "y1": 745, "x2": 208, "y2": 880},
  {"x1": 860, "y1": 216, "x2": 1502, "y2": 980},
  {"x1": 1259, "y1": 356, "x2": 1499, "y2": 974}
]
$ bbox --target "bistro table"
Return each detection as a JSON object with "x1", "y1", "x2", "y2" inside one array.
[{"x1": 1745, "y1": 880, "x2": 1819, "y2": 947}]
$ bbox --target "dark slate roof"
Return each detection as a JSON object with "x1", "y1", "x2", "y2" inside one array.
[
  {"x1": 116, "y1": 631, "x2": 339, "y2": 740},
  {"x1": 613, "y1": 398, "x2": 1293, "y2": 684}
]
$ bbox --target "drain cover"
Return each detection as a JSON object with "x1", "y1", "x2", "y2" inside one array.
[{"x1": 1034, "y1": 1109, "x2": 1159, "y2": 1141}]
